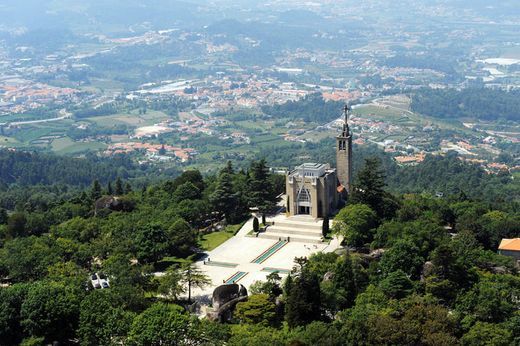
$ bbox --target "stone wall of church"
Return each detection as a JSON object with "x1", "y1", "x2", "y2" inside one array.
[{"x1": 286, "y1": 171, "x2": 338, "y2": 218}]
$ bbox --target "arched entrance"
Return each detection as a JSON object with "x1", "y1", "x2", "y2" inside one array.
[{"x1": 297, "y1": 188, "x2": 311, "y2": 215}]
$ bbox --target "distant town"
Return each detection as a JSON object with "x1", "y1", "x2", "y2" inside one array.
[{"x1": 0, "y1": 0, "x2": 518, "y2": 175}]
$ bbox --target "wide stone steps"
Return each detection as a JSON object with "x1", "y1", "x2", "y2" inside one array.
[
  {"x1": 257, "y1": 216, "x2": 326, "y2": 244},
  {"x1": 257, "y1": 232, "x2": 323, "y2": 244},
  {"x1": 265, "y1": 225, "x2": 322, "y2": 237},
  {"x1": 271, "y1": 220, "x2": 322, "y2": 231}
]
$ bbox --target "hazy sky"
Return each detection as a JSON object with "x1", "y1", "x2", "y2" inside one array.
[{"x1": 0, "y1": 0, "x2": 518, "y2": 35}]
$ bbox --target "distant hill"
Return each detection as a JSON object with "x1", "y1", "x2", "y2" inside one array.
[
  {"x1": 261, "y1": 94, "x2": 345, "y2": 123},
  {"x1": 386, "y1": 153, "x2": 519, "y2": 204},
  {"x1": 0, "y1": 0, "x2": 198, "y2": 32},
  {"x1": 411, "y1": 88, "x2": 520, "y2": 121},
  {"x1": 0, "y1": 149, "x2": 136, "y2": 187}
]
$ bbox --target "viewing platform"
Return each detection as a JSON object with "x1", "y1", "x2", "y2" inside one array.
[{"x1": 191, "y1": 209, "x2": 341, "y2": 300}]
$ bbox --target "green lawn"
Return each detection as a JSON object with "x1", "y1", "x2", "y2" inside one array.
[
  {"x1": 199, "y1": 232, "x2": 234, "y2": 251},
  {"x1": 155, "y1": 256, "x2": 193, "y2": 272},
  {"x1": 198, "y1": 224, "x2": 243, "y2": 251}
]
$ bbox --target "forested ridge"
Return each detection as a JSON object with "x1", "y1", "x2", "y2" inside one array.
[
  {"x1": 411, "y1": 88, "x2": 520, "y2": 121},
  {"x1": 1, "y1": 147, "x2": 517, "y2": 212},
  {"x1": 384, "y1": 55, "x2": 458, "y2": 76},
  {"x1": 261, "y1": 93, "x2": 346, "y2": 123},
  {"x1": 0, "y1": 150, "x2": 137, "y2": 187},
  {"x1": 0, "y1": 152, "x2": 518, "y2": 345},
  {"x1": 386, "y1": 153, "x2": 520, "y2": 206}
]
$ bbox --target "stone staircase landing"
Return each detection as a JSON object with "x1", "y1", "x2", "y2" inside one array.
[{"x1": 258, "y1": 215, "x2": 324, "y2": 244}]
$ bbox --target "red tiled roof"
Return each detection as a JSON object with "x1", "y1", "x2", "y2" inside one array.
[{"x1": 499, "y1": 238, "x2": 520, "y2": 251}]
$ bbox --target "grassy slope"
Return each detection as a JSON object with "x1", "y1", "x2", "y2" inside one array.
[{"x1": 198, "y1": 224, "x2": 243, "y2": 251}]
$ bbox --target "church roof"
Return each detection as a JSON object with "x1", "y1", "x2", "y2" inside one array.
[
  {"x1": 298, "y1": 163, "x2": 327, "y2": 169},
  {"x1": 290, "y1": 163, "x2": 333, "y2": 179}
]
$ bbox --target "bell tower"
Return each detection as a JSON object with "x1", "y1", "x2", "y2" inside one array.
[{"x1": 336, "y1": 104, "x2": 352, "y2": 194}]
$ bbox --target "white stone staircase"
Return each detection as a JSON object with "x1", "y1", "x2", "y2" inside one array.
[{"x1": 258, "y1": 215, "x2": 324, "y2": 244}]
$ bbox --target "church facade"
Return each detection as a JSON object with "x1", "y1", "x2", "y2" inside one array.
[{"x1": 286, "y1": 105, "x2": 353, "y2": 219}]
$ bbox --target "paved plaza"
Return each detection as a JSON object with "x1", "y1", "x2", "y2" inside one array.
[{"x1": 190, "y1": 213, "x2": 341, "y2": 300}]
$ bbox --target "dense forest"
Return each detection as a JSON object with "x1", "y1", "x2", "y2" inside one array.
[
  {"x1": 384, "y1": 55, "x2": 458, "y2": 76},
  {"x1": 0, "y1": 150, "x2": 138, "y2": 187},
  {"x1": 410, "y1": 88, "x2": 520, "y2": 121},
  {"x1": 0, "y1": 159, "x2": 284, "y2": 345},
  {"x1": 0, "y1": 149, "x2": 183, "y2": 211},
  {"x1": 261, "y1": 93, "x2": 345, "y2": 123},
  {"x1": 1, "y1": 147, "x2": 517, "y2": 211},
  {"x1": 386, "y1": 152, "x2": 520, "y2": 207},
  {"x1": 0, "y1": 150, "x2": 518, "y2": 345}
]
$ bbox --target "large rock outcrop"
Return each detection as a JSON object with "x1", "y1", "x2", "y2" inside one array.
[
  {"x1": 207, "y1": 283, "x2": 248, "y2": 322},
  {"x1": 94, "y1": 196, "x2": 135, "y2": 215}
]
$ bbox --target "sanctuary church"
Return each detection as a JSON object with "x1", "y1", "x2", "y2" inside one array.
[{"x1": 286, "y1": 105, "x2": 353, "y2": 219}]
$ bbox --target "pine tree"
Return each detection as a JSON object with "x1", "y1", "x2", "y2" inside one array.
[
  {"x1": 0, "y1": 207, "x2": 8, "y2": 224},
  {"x1": 283, "y1": 274, "x2": 293, "y2": 299},
  {"x1": 157, "y1": 266, "x2": 184, "y2": 301},
  {"x1": 125, "y1": 182, "x2": 132, "y2": 194},
  {"x1": 181, "y1": 262, "x2": 210, "y2": 303},
  {"x1": 107, "y1": 181, "x2": 113, "y2": 195},
  {"x1": 332, "y1": 254, "x2": 357, "y2": 309},
  {"x1": 90, "y1": 180, "x2": 102, "y2": 201},
  {"x1": 209, "y1": 172, "x2": 237, "y2": 222},
  {"x1": 115, "y1": 177, "x2": 124, "y2": 195},
  {"x1": 351, "y1": 157, "x2": 389, "y2": 218},
  {"x1": 322, "y1": 215, "x2": 329, "y2": 238},
  {"x1": 222, "y1": 161, "x2": 234, "y2": 175},
  {"x1": 248, "y1": 159, "x2": 276, "y2": 213},
  {"x1": 285, "y1": 265, "x2": 321, "y2": 328},
  {"x1": 264, "y1": 271, "x2": 283, "y2": 298},
  {"x1": 7, "y1": 212, "x2": 26, "y2": 238},
  {"x1": 79, "y1": 191, "x2": 90, "y2": 207}
]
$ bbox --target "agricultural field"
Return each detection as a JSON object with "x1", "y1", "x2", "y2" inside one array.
[
  {"x1": 0, "y1": 92, "x2": 515, "y2": 172},
  {"x1": 86, "y1": 110, "x2": 169, "y2": 128},
  {"x1": 55, "y1": 140, "x2": 107, "y2": 154}
]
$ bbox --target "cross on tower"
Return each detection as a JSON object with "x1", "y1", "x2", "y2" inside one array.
[
  {"x1": 343, "y1": 103, "x2": 350, "y2": 124},
  {"x1": 341, "y1": 103, "x2": 351, "y2": 137}
]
